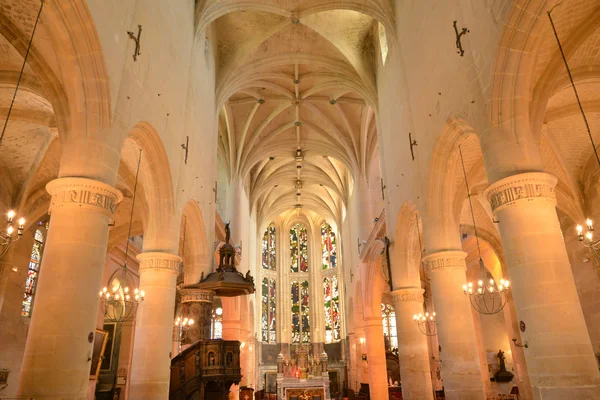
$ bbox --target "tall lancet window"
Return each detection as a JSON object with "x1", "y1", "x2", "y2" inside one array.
[
  {"x1": 22, "y1": 229, "x2": 44, "y2": 317},
  {"x1": 382, "y1": 303, "x2": 398, "y2": 350},
  {"x1": 261, "y1": 224, "x2": 276, "y2": 342},
  {"x1": 290, "y1": 225, "x2": 308, "y2": 273},
  {"x1": 321, "y1": 223, "x2": 337, "y2": 270},
  {"x1": 323, "y1": 276, "x2": 340, "y2": 343},
  {"x1": 290, "y1": 224, "x2": 309, "y2": 343},
  {"x1": 291, "y1": 280, "x2": 310, "y2": 343},
  {"x1": 261, "y1": 278, "x2": 276, "y2": 342},
  {"x1": 262, "y1": 224, "x2": 276, "y2": 271}
]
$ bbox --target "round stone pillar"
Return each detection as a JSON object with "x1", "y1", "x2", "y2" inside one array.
[
  {"x1": 17, "y1": 177, "x2": 123, "y2": 400},
  {"x1": 129, "y1": 252, "x2": 181, "y2": 400},
  {"x1": 422, "y1": 251, "x2": 485, "y2": 400},
  {"x1": 179, "y1": 287, "x2": 214, "y2": 343},
  {"x1": 363, "y1": 316, "x2": 388, "y2": 400},
  {"x1": 391, "y1": 288, "x2": 434, "y2": 400},
  {"x1": 485, "y1": 172, "x2": 600, "y2": 399}
]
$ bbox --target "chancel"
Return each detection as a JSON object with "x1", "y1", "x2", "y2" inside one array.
[{"x1": 1, "y1": 1, "x2": 600, "y2": 400}]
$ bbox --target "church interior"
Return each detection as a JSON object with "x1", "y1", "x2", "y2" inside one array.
[{"x1": 1, "y1": 1, "x2": 600, "y2": 399}]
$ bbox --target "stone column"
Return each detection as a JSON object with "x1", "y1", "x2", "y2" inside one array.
[
  {"x1": 423, "y1": 251, "x2": 485, "y2": 400},
  {"x1": 392, "y1": 288, "x2": 434, "y2": 400},
  {"x1": 485, "y1": 172, "x2": 600, "y2": 399},
  {"x1": 17, "y1": 178, "x2": 123, "y2": 400},
  {"x1": 129, "y1": 252, "x2": 181, "y2": 400},
  {"x1": 363, "y1": 316, "x2": 388, "y2": 400},
  {"x1": 180, "y1": 287, "x2": 214, "y2": 343},
  {"x1": 222, "y1": 296, "x2": 241, "y2": 400}
]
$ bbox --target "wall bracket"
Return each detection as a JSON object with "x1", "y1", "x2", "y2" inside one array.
[
  {"x1": 409, "y1": 132, "x2": 418, "y2": 161},
  {"x1": 453, "y1": 21, "x2": 469, "y2": 57},
  {"x1": 181, "y1": 136, "x2": 189, "y2": 164},
  {"x1": 127, "y1": 25, "x2": 142, "y2": 61}
]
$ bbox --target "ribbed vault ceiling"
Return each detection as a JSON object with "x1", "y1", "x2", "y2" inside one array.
[{"x1": 207, "y1": 2, "x2": 385, "y2": 225}]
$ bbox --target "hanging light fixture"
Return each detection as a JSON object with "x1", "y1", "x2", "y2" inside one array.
[
  {"x1": 173, "y1": 316, "x2": 195, "y2": 349},
  {"x1": 0, "y1": 1, "x2": 41, "y2": 260},
  {"x1": 0, "y1": 211, "x2": 25, "y2": 259},
  {"x1": 413, "y1": 213, "x2": 438, "y2": 336},
  {"x1": 413, "y1": 311, "x2": 437, "y2": 337},
  {"x1": 549, "y1": 6, "x2": 600, "y2": 261},
  {"x1": 458, "y1": 145, "x2": 510, "y2": 315},
  {"x1": 99, "y1": 149, "x2": 145, "y2": 323},
  {"x1": 575, "y1": 219, "x2": 600, "y2": 260}
]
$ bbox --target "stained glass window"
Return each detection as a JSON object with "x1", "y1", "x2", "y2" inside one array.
[
  {"x1": 381, "y1": 303, "x2": 398, "y2": 350},
  {"x1": 261, "y1": 277, "x2": 276, "y2": 342},
  {"x1": 211, "y1": 306, "x2": 223, "y2": 339},
  {"x1": 324, "y1": 276, "x2": 341, "y2": 343},
  {"x1": 262, "y1": 225, "x2": 276, "y2": 270},
  {"x1": 291, "y1": 280, "x2": 310, "y2": 343},
  {"x1": 321, "y1": 223, "x2": 337, "y2": 270},
  {"x1": 22, "y1": 229, "x2": 44, "y2": 317},
  {"x1": 290, "y1": 225, "x2": 308, "y2": 273}
]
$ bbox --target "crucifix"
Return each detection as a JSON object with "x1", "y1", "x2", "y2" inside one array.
[
  {"x1": 127, "y1": 25, "x2": 142, "y2": 61},
  {"x1": 453, "y1": 20, "x2": 469, "y2": 57}
]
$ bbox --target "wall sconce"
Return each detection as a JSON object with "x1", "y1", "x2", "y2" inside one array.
[
  {"x1": 512, "y1": 338, "x2": 528, "y2": 349},
  {"x1": 240, "y1": 342, "x2": 246, "y2": 350},
  {"x1": 359, "y1": 337, "x2": 366, "y2": 345}
]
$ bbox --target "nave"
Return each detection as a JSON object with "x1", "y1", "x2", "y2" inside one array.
[{"x1": 1, "y1": 1, "x2": 600, "y2": 400}]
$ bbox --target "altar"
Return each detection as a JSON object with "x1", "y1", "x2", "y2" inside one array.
[{"x1": 276, "y1": 346, "x2": 331, "y2": 400}]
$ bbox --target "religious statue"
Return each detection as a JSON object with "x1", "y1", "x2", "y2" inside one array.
[
  {"x1": 494, "y1": 349, "x2": 514, "y2": 382},
  {"x1": 497, "y1": 349, "x2": 506, "y2": 372},
  {"x1": 225, "y1": 221, "x2": 231, "y2": 243}
]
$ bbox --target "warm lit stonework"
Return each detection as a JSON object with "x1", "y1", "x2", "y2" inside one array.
[{"x1": 1, "y1": 1, "x2": 600, "y2": 400}]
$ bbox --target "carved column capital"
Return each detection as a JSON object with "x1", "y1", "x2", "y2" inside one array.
[
  {"x1": 137, "y1": 252, "x2": 182, "y2": 275},
  {"x1": 46, "y1": 177, "x2": 123, "y2": 217},
  {"x1": 484, "y1": 172, "x2": 557, "y2": 214},
  {"x1": 179, "y1": 287, "x2": 214, "y2": 303},
  {"x1": 391, "y1": 287, "x2": 424, "y2": 304},
  {"x1": 422, "y1": 251, "x2": 467, "y2": 273}
]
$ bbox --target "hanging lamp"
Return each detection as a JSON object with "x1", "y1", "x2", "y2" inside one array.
[
  {"x1": 0, "y1": 1, "x2": 42, "y2": 259},
  {"x1": 458, "y1": 145, "x2": 510, "y2": 315},
  {"x1": 548, "y1": 6, "x2": 600, "y2": 260},
  {"x1": 413, "y1": 214, "x2": 438, "y2": 336},
  {"x1": 99, "y1": 149, "x2": 145, "y2": 322}
]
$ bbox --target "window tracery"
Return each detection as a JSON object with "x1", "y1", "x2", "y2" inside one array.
[
  {"x1": 211, "y1": 305, "x2": 223, "y2": 339},
  {"x1": 291, "y1": 280, "x2": 310, "y2": 343},
  {"x1": 321, "y1": 223, "x2": 337, "y2": 270},
  {"x1": 262, "y1": 224, "x2": 276, "y2": 271},
  {"x1": 260, "y1": 224, "x2": 277, "y2": 343},
  {"x1": 262, "y1": 277, "x2": 276, "y2": 342},
  {"x1": 290, "y1": 225, "x2": 308, "y2": 273},
  {"x1": 382, "y1": 303, "x2": 398, "y2": 350},
  {"x1": 22, "y1": 229, "x2": 44, "y2": 317},
  {"x1": 323, "y1": 275, "x2": 340, "y2": 343}
]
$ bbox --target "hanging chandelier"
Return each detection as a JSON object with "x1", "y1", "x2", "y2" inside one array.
[
  {"x1": 0, "y1": 2, "x2": 41, "y2": 260},
  {"x1": 458, "y1": 145, "x2": 510, "y2": 315},
  {"x1": 173, "y1": 316, "x2": 195, "y2": 346},
  {"x1": 1, "y1": 211, "x2": 25, "y2": 259},
  {"x1": 99, "y1": 149, "x2": 145, "y2": 323},
  {"x1": 413, "y1": 311, "x2": 437, "y2": 336},
  {"x1": 576, "y1": 219, "x2": 600, "y2": 260}
]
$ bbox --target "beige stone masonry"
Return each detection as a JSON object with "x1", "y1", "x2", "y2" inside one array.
[
  {"x1": 423, "y1": 251, "x2": 485, "y2": 400},
  {"x1": 485, "y1": 172, "x2": 600, "y2": 400},
  {"x1": 18, "y1": 177, "x2": 122, "y2": 400},
  {"x1": 46, "y1": 177, "x2": 123, "y2": 217},
  {"x1": 484, "y1": 172, "x2": 557, "y2": 213},
  {"x1": 129, "y1": 252, "x2": 181, "y2": 400},
  {"x1": 391, "y1": 287, "x2": 434, "y2": 400}
]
